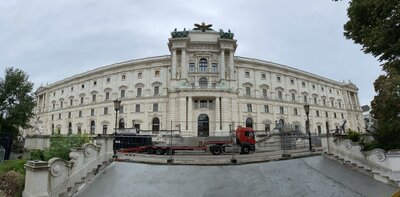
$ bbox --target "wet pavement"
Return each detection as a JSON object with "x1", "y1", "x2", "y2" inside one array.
[{"x1": 76, "y1": 156, "x2": 398, "y2": 197}]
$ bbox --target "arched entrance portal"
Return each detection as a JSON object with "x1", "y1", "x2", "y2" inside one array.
[
  {"x1": 198, "y1": 114, "x2": 209, "y2": 137},
  {"x1": 245, "y1": 117, "x2": 253, "y2": 128}
]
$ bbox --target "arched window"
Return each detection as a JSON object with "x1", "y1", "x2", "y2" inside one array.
[
  {"x1": 90, "y1": 121, "x2": 95, "y2": 134},
  {"x1": 199, "y1": 58, "x2": 208, "y2": 72},
  {"x1": 246, "y1": 117, "x2": 253, "y2": 128},
  {"x1": 119, "y1": 118, "x2": 125, "y2": 129},
  {"x1": 68, "y1": 122, "x2": 72, "y2": 135},
  {"x1": 152, "y1": 118, "x2": 160, "y2": 131},
  {"x1": 199, "y1": 77, "x2": 208, "y2": 88},
  {"x1": 278, "y1": 91, "x2": 283, "y2": 100}
]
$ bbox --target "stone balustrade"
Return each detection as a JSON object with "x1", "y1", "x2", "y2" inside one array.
[
  {"x1": 23, "y1": 135, "x2": 114, "y2": 197},
  {"x1": 321, "y1": 136, "x2": 400, "y2": 187}
]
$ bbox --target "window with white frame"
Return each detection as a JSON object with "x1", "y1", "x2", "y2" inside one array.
[{"x1": 247, "y1": 104, "x2": 252, "y2": 112}]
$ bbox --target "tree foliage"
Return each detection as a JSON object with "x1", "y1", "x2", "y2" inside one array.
[
  {"x1": 343, "y1": 0, "x2": 400, "y2": 150},
  {"x1": 0, "y1": 67, "x2": 35, "y2": 135}
]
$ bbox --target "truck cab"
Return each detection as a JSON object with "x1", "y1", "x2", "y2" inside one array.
[{"x1": 236, "y1": 127, "x2": 256, "y2": 154}]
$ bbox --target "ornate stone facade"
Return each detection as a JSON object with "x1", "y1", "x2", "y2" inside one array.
[{"x1": 32, "y1": 25, "x2": 363, "y2": 137}]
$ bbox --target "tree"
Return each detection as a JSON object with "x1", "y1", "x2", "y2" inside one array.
[
  {"x1": 0, "y1": 67, "x2": 35, "y2": 135},
  {"x1": 343, "y1": 0, "x2": 400, "y2": 150}
]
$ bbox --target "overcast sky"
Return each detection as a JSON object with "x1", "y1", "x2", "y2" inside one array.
[{"x1": 0, "y1": 0, "x2": 381, "y2": 106}]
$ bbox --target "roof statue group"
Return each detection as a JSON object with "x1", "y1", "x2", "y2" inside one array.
[{"x1": 171, "y1": 22, "x2": 234, "y2": 39}]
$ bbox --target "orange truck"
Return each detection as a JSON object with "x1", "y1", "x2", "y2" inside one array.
[{"x1": 117, "y1": 127, "x2": 256, "y2": 155}]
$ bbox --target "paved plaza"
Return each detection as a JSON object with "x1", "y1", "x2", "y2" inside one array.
[{"x1": 76, "y1": 156, "x2": 398, "y2": 197}]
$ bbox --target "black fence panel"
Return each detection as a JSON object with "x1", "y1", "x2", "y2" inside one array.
[
  {"x1": 114, "y1": 134, "x2": 152, "y2": 150},
  {"x1": 0, "y1": 133, "x2": 13, "y2": 160}
]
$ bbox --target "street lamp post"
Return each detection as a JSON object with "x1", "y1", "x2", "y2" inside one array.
[
  {"x1": 113, "y1": 99, "x2": 121, "y2": 156},
  {"x1": 303, "y1": 104, "x2": 314, "y2": 151}
]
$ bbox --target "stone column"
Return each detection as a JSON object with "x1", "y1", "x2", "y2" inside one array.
[
  {"x1": 229, "y1": 50, "x2": 234, "y2": 80},
  {"x1": 220, "y1": 50, "x2": 225, "y2": 80},
  {"x1": 181, "y1": 49, "x2": 187, "y2": 79},
  {"x1": 171, "y1": 49, "x2": 177, "y2": 79},
  {"x1": 187, "y1": 96, "x2": 193, "y2": 135},
  {"x1": 23, "y1": 161, "x2": 50, "y2": 197}
]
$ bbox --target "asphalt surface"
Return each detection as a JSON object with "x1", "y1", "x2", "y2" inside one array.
[{"x1": 76, "y1": 156, "x2": 398, "y2": 197}]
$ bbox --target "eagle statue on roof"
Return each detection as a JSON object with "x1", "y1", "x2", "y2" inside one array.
[{"x1": 193, "y1": 22, "x2": 213, "y2": 32}]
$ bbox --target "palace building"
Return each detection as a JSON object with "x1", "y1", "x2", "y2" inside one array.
[{"x1": 32, "y1": 23, "x2": 363, "y2": 137}]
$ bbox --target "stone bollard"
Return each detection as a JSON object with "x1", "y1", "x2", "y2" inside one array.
[{"x1": 23, "y1": 161, "x2": 50, "y2": 197}]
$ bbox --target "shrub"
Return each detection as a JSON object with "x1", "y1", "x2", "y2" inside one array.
[
  {"x1": 29, "y1": 149, "x2": 46, "y2": 161},
  {"x1": 345, "y1": 129, "x2": 360, "y2": 142},
  {"x1": 43, "y1": 134, "x2": 92, "y2": 161},
  {"x1": 0, "y1": 170, "x2": 25, "y2": 197}
]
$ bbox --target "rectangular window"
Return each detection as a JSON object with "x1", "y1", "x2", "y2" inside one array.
[
  {"x1": 303, "y1": 95, "x2": 307, "y2": 103},
  {"x1": 92, "y1": 94, "x2": 96, "y2": 102},
  {"x1": 61, "y1": 89, "x2": 64, "y2": 94},
  {"x1": 79, "y1": 111, "x2": 82, "y2": 117},
  {"x1": 247, "y1": 104, "x2": 252, "y2": 112},
  {"x1": 70, "y1": 99, "x2": 73, "y2": 106},
  {"x1": 262, "y1": 74, "x2": 266, "y2": 79},
  {"x1": 325, "y1": 111, "x2": 329, "y2": 118},
  {"x1": 80, "y1": 97, "x2": 84, "y2": 104},
  {"x1": 59, "y1": 113, "x2": 61, "y2": 120},
  {"x1": 153, "y1": 103, "x2": 159, "y2": 112},
  {"x1": 91, "y1": 109, "x2": 95, "y2": 116},
  {"x1": 314, "y1": 97, "x2": 317, "y2": 105},
  {"x1": 120, "y1": 105, "x2": 124, "y2": 113},
  {"x1": 60, "y1": 101, "x2": 63, "y2": 108},
  {"x1": 138, "y1": 72, "x2": 142, "y2": 78},
  {"x1": 102, "y1": 125, "x2": 107, "y2": 134},
  {"x1": 312, "y1": 85, "x2": 316, "y2": 89},
  {"x1": 245, "y1": 87, "x2": 251, "y2": 96},
  {"x1": 323, "y1": 99, "x2": 326, "y2": 106},
  {"x1": 104, "y1": 107, "x2": 108, "y2": 115},
  {"x1": 245, "y1": 72, "x2": 250, "y2": 78},
  {"x1": 189, "y1": 63, "x2": 195, "y2": 72},
  {"x1": 291, "y1": 93, "x2": 296, "y2": 101},
  {"x1": 316, "y1": 110, "x2": 320, "y2": 117},
  {"x1": 265, "y1": 124, "x2": 270, "y2": 132},
  {"x1": 290, "y1": 79, "x2": 294, "y2": 85},
  {"x1": 51, "y1": 115, "x2": 54, "y2": 121},
  {"x1": 279, "y1": 106, "x2": 284, "y2": 114},
  {"x1": 334, "y1": 112, "x2": 337, "y2": 118},
  {"x1": 338, "y1": 102, "x2": 342, "y2": 108},
  {"x1": 212, "y1": 63, "x2": 218, "y2": 72},
  {"x1": 137, "y1": 88, "x2": 142, "y2": 97},
  {"x1": 262, "y1": 89, "x2": 267, "y2": 97},
  {"x1": 93, "y1": 81, "x2": 97, "y2": 86},
  {"x1": 341, "y1": 113, "x2": 344, "y2": 119},
  {"x1": 264, "y1": 105, "x2": 269, "y2": 113},
  {"x1": 155, "y1": 70, "x2": 160, "y2": 76},
  {"x1": 277, "y1": 76, "x2": 281, "y2": 82},
  {"x1": 71, "y1": 86, "x2": 74, "y2": 91},
  {"x1": 331, "y1": 100, "x2": 334, "y2": 107},
  {"x1": 105, "y1": 92, "x2": 110, "y2": 100},
  {"x1": 68, "y1": 112, "x2": 71, "y2": 119},
  {"x1": 82, "y1": 84, "x2": 85, "y2": 89},
  {"x1": 302, "y1": 82, "x2": 306, "y2": 87},
  {"x1": 294, "y1": 108, "x2": 298, "y2": 115},
  {"x1": 120, "y1": 90, "x2": 125, "y2": 98},
  {"x1": 53, "y1": 103, "x2": 55, "y2": 109},
  {"x1": 200, "y1": 100, "x2": 207, "y2": 108},
  {"x1": 107, "y1": 77, "x2": 110, "y2": 83},
  {"x1": 194, "y1": 100, "x2": 198, "y2": 109},
  {"x1": 122, "y1": 75, "x2": 126, "y2": 80},
  {"x1": 154, "y1": 86, "x2": 159, "y2": 95},
  {"x1": 135, "y1": 104, "x2": 140, "y2": 112}
]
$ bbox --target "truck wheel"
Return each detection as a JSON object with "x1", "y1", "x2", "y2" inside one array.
[
  {"x1": 241, "y1": 146, "x2": 250, "y2": 154},
  {"x1": 146, "y1": 148, "x2": 154, "y2": 154},
  {"x1": 212, "y1": 145, "x2": 222, "y2": 155},
  {"x1": 156, "y1": 148, "x2": 164, "y2": 155}
]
